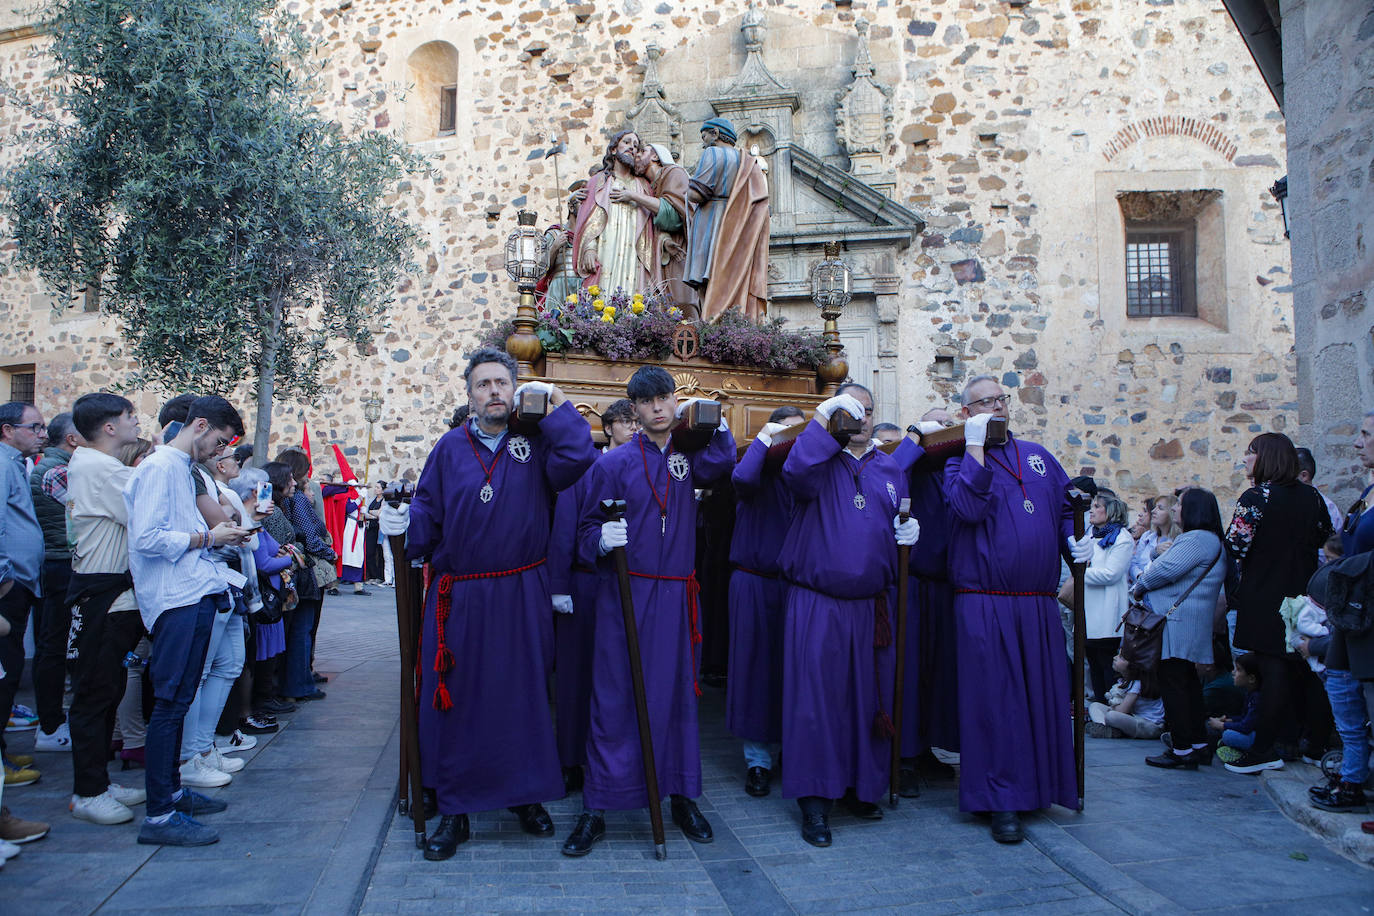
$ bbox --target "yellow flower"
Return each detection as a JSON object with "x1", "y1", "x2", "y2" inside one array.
[
  {"x1": 592, "y1": 298, "x2": 605, "y2": 311},
  {"x1": 630, "y1": 300, "x2": 646, "y2": 314},
  {"x1": 565, "y1": 293, "x2": 578, "y2": 305},
  {"x1": 601, "y1": 310, "x2": 615, "y2": 322},
  {"x1": 632, "y1": 291, "x2": 644, "y2": 302},
  {"x1": 588, "y1": 285, "x2": 601, "y2": 297}
]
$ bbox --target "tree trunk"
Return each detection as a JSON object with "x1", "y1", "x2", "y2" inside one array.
[{"x1": 251, "y1": 286, "x2": 286, "y2": 467}]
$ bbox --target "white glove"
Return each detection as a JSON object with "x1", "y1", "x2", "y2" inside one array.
[
  {"x1": 916, "y1": 421, "x2": 946, "y2": 436},
  {"x1": 963, "y1": 412, "x2": 994, "y2": 448},
  {"x1": 1068, "y1": 534, "x2": 1093, "y2": 563},
  {"x1": 552, "y1": 594, "x2": 574, "y2": 615},
  {"x1": 675, "y1": 396, "x2": 728, "y2": 430},
  {"x1": 816, "y1": 393, "x2": 865, "y2": 422},
  {"x1": 515, "y1": 381, "x2": 553, "y2": 408},
  {"x1": 894, "y1": 515, "x2": 920, "y2": 546},
  {"x1": 756, "y1": 421, "x2": 788, "y2": 447},
  {"x1": 599, "y1": 519, "x2": 629, "y2": 553}
]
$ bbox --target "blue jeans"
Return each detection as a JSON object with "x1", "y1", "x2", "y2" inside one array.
[
  {"x1": 743, "y1": 741, "x2": 779, "y2": 770},
  {"x1": 284, "y1": 598, "x2": 320, "y2": 697},
  {"x1": 180, "y1": 608, "x2": 245, "y2": 759},
  {"x1": 1220, "y1": 728, "x2": 1255, "y2": 751},
  {"x1": 1324, "y1": 668, "x2": 1371, "y2": 785},
  {"x1": 145, "y1": 594, "x2": 222, "y2": 817}
]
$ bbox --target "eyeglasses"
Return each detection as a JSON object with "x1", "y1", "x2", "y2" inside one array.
[
  {"x1": 5, "y1": 422, "x2": 47, "y2": 433},
  {"x1": 966, "y1": 395, "x2": 1010, "y2": 409}
]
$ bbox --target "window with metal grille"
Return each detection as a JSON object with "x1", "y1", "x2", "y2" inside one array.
[
  {"x1": 438, "y1": 86, "x2": 457, "y2": 136},
  {"x1": 9, "y1": 372, "x2": 35, "y2": 404},
  {"x1": 1125, "y1": 224, "x2": 1196, "y2": 317}
]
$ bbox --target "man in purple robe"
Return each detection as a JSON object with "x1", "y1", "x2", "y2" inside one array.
[
  {"x1": 728, "y1": 405, "x2": 804, "y2": 799},
  {"x1": 562, "y1": 366, "x2": 735, "y2": 856},
  {"x1": 548, "y1": 398, "x2": 638, "y2": 793},
  {"x1": 406, "y1": 347, "x2": 596, "y2": 861},
  {"x1": 889, "y1": 408, "x2": 962, "y2": 797},
  {"x1": 778, "y1": 385, "x2": 920, "y2": 847},
  {"x1": 944, "y1": 375, "x2": 1092, "y2": 844}
]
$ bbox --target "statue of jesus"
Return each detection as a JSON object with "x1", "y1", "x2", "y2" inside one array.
[{"x1": 570, "y1": 130, "x2": 654, "y2": 299}]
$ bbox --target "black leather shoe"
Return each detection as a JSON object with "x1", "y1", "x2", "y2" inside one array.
[
  {"x1": 562, "y1": 766, "x2": 584, "y2": 794},
  {"x1": 670, "y1": 796, "x2": 713, "y2": 843},
  {"x1": 745, "y1": 766, "x2": 771, "y2": 798},
  {"x1": 312, "y1": 671, "x2": 329, "y2": 684},
  {"x1": 1145, "y1": 749, "x2": 1199, "y2": 770},
  {"x1": 423, "y1": 814, "x2": 470, "y2": 860},
  {"x1": 990, "y1": 811, "x2": 1023, "y2": 844},
  {"x1": 898, "y1": 767, "x2": 921, "y2": 799},
  {"x1": 509, "y1": 803, "x2": 555, "y2": 836},
  {"x1": 295, "y1": 689, "x2": 327, "y2": 701},
  {"x1": 560, "y1": 812, "x2": 605, "y2": 857},
  {"x1": 840, "y1": 791, "x2": 883, "y2": 820},
  {"x1": 801, "y1": 811, "x2": 832, "y2": 847}
]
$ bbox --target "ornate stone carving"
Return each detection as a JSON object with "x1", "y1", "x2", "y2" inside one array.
[
  {"x1": 627, "y1": 43, "x2": 682, "y2": 161},
  {"x1": 835, "y1": 19, "x2": 893, "y2": 181}
]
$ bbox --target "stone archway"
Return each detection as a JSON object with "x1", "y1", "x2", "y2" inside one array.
[{"x1": 404, "y1": 41, "x2": 459, "y2": 144}]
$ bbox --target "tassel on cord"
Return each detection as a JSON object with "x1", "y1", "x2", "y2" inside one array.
[
  {"x1": 433, "y1": 681, "x2": 453, "y2": 711},
  {"x1": 873, "y1": 710, "x2": 896, "y2": 739}
]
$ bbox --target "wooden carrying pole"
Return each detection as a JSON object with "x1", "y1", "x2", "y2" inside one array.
[
  {"x1": 601, "y1": 499, "x2": 668, "y2": 860},
  {"x1": 889, "y1": 497, "x2": 912, "y2": 807},
  {"x1": 390, "y1": 534, "x2": 427, "y2": 848},
  {"x1": 1069, "y1": 490, "x2": 1089, "y2": 810}
]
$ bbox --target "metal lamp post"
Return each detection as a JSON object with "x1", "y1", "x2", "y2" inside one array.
[
  {"x1": 810, "y1": 241, "x2": 853, "y2": 395},
  {"x1": 502, "y1": 209, "x2": 551, "y2": 376},
  {"x1": 362, "y1": 395, "x2": 383, "y2": 485}
]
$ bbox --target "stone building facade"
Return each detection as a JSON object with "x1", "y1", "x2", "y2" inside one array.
[{"x1": 0, "y1": 0, "x2": 1295, "y2": 509}]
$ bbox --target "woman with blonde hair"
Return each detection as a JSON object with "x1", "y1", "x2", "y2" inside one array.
[{"x1": 1130, "y1": 494, "x2": 1182, "y2": 584}]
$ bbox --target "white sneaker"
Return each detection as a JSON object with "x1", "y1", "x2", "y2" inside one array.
[
  {"x1": 214, "y1": 730, "x2": 257, "y2": 753},
  {"x1": 107, "y1": 783, "x2": 146, "y2": 806},
  {"x1": 34, "y1": 722, "x2": 72, "y2": 752},
  {"x1": 0, "y1": 838, "x2": 20, "y2": 859},
  {"x1": 179, "y1": 753, "x2": 232, "y2": 788},
  {"x1": 70, "y1": 791, "x2": 135, "y2": 825},
  {"x1": 207, "y1": 747, "x2": 244, "y2": 774}
]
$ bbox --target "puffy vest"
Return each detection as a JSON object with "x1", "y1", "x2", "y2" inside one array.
[{"x1": 30, "y1": 446, "x2": 73, "y2": 560}]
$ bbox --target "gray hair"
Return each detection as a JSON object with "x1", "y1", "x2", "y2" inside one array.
[
  {"x1": 961, "y1": 374, "x2": 1000, "y2": 404},
  {"x1": 228, "y1": 467, "x2": 268, "y2": 503},
  {"x1": 48, "y1": 412, "x2": 78, "y2": 446},
  {"x1": 1093, "y1": 493, "x2": 1130, "y2": 528}
]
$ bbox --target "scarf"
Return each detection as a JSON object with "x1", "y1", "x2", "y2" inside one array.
[{"x1": 1093, "y1": 523, "x2": 1124, "y2": 549}]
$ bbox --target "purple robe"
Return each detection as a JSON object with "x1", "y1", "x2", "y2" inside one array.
[
  {"x1": 576, "y1": 428, "x2": 736, "y2": 810},
  {"x1": 891, "y1": 438, "x2": 960, "y2": 756},
  {"x1": 549, "y1": 463, "x2": 602, "y2": 768},
  {"x1": 407, "y1": 402, "x2": 595, "y2": 815},
  {"x1": 778, "y1": 421, "x2": 906, "y2": 802},
  {"x1": 944, "y1": 436, "x2": 1077, "y2": 813},
  {"x1": 725, "y1": 436, "x2": 793, "y2": 744}
]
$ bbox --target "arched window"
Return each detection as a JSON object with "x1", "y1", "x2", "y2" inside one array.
[{"x1": 405, "y1": 41, "x2": 459, "y2": 143}]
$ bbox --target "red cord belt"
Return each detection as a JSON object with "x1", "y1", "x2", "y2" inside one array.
[
  {"x1": 628, "y1": 570, "x2": 703, "y2": 696},
  {"x1": 426, "y1": 558, "x2": 546, "y2": 710}
]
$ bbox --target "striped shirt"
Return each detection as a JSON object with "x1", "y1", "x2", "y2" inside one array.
[{"x1": 124, "y1": 444, "x2": 230, "y2": 629}]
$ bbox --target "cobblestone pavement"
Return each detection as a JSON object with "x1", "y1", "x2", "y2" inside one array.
[{"x1": 4, "y1": 591, "x2": 1371, "y2": 914}]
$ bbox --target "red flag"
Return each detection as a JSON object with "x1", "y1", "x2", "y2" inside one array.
[{"x1": 302, "y1": 420, "x2": 314, "y2": 476}]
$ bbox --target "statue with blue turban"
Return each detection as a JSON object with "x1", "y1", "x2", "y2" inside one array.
[{"x1": 684, "y1": 117, "x2": 771, "y2": 321}]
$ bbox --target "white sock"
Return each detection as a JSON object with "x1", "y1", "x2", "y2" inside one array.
[
  {"x1": 1174, "y1": 746, "x2": 1193, "y2": 756},
  {"x1": 146, "y1": 812, "x2": 174, "y2": 825},
  {"x1": 1191, "y1": 743, "x2": 1208, "y2": 749}
]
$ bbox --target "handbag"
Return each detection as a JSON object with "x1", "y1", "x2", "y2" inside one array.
[
  {"x1": 253, "y1": 575, "x2": 285, "y2": 625},
  {"x1": 1119, "y1": 546, "x2": 1221, "y2": 671}
]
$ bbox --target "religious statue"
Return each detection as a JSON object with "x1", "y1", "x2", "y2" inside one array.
[
  {"x1": 611, "y1": 142, "x2": 698, "y2": 314},
  {"x1": 570, "y1": 130, "x2": 655, "y2": 298},
  {"x1": 684, "y1": 117, "x2": 771, "y2": 322},
  {"x1": 537, "y1": 179, "x2": 586, "y2": 310}
]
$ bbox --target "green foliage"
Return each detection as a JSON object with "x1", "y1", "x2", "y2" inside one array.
[{"x1": 3, "y1": 0, "x2": 421, "y2": 413}]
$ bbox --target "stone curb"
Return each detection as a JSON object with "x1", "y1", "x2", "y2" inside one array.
[
  {"x1": 1023, "y1": 815, "x2": 1188, "y2": 916},
  {"x1": 301, "y1": 718, "x2": 404, "y2": 916},
  {"x1": 1259, "y1": 765, "x2": 1374, "y2": 868}
]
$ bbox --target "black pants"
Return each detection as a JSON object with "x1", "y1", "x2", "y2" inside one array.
[
  {"x1": 308, "y1": 592, "x2": 326, "y2": 670},
  {"x1": 0, "y1": 584, "x2": 38, "y2": 757},
  {"x1": 1086, "y1": 638, "x2": 1119, "y2": 704},
  {"x1": 68, "y1": 604, "x2": 143, "y2": 798},
  {"x1": 1158, "y1": 657, "x2": 1206, "y2": 748},
  {"x1": 1249, "y1": 651, "x2": 1293, "y2": 756},
  {"x1": 34, "y1": 558, "x2": 74, "y2": 733},
  {"x1": 1289, "y1": 657, "x2": 1334, "y2": 751}
]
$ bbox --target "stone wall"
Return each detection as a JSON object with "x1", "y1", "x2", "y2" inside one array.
[
  {"x1": 0, "y1": 0, "x2": 1296, "y2": 512},
  {"x1": 1281, "y1": 0, "x2": 1374, "y2": 510}
]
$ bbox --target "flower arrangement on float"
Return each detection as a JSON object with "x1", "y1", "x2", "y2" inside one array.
[{"x1": 481, "y1": 283, "x2": 826, "y2": 371}]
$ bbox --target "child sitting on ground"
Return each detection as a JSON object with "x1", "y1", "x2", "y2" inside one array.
[
  {"x1": 1087, "y1": 655, "x2": 1166, "y2": 739},
  {"x1": 1209, "y1": 653, "x2": 1261, "y2": 764}
]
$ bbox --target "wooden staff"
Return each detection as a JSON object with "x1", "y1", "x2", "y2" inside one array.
[
  {"x1": 1068, "y1": 488, "x2": 1090, "y2": 810},
  {"x1": 601, "y1": 499, "x2": 668, "y2": 860},
  {"x1": 390, "y1": 534, "x2": 427, "y2": 848},
  {"x1": 889, "y1": 497, "x2": 912, "y2": 808}
]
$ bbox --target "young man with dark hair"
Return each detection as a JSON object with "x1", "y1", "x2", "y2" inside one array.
[
  {"x1": 549, "y1": 398, "x2": 637, "y2": 792},
  {"x1": 124, "y1": 395, "x2": 250, "y2": 846},
  {"x1": 777, "y1": 384, "x2": 918, "y2": 847},
  {"x1": 66, "y1": 392, "x2": 149, "y2": 824},
  {"x1": 563, "y1": 366, "x2": 735, "y2": 856},
  {"x1": 407, "y1": 347, "x2": 595, "y2": 860},
  {"x1": 1295, "y1": 446, "x2": 1342, "y2": 532},
  {"x1": 0, "y1": 400, "x2": 47, "y2": 793},
  {"x1": 156, "y1": 394, "x2": 198, "y2": 434},
  {"x1": 728, "y1": 403, "x2": 805, "y2": 799},
  {"x1": 28, "y1": 411, "x2": 85, "y2": 752}
]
